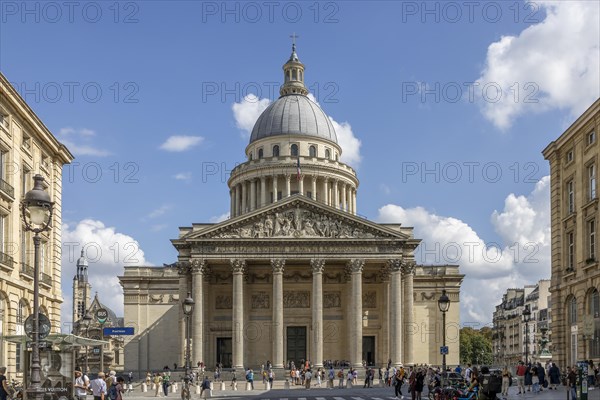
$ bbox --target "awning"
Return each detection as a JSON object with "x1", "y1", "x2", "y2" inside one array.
[{"x1": 2, "y1": 334, "x2": 109, "y2": 347}]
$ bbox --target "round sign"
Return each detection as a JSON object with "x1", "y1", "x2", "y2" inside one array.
[
  {"x1": 24, "y1": 313, "x2": 52, "y2": 340},
  {"x1": 96, "y1": 308, "x2": 109, "y2": 324}
]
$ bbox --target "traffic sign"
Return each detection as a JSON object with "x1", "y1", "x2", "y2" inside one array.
[
  {"x1": 96, "y1": 308, "x2": 109, "y2": 325},
  {"x1": 26, "y1": 340, "x2": 51, "y2": 349},
  {"x1": 440, "y1": 346, "x2": 449, "y2": 355},
  {"x1": 103, "y1": 327, "x2": 134, "y2": 336},
  {"x1": 24, "y1": 313, "x2": 51, "y2": 340}
]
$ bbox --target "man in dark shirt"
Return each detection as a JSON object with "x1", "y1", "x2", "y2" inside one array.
[
  {"x1": 567, "y1": 366, "x2": 577, "y2": 400},
  {"x1": 0, "y1": 367, "x2": 10, "y2": 400}
]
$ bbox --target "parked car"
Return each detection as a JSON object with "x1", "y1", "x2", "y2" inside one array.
[{"x1": 445, "y1": 372, "x2": 466, "y2": 386}]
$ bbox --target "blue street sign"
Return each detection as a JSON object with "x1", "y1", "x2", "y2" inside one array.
[
  {"x1": 440, "y1": 346, "x2": 449, "y2": 355},
  {"x1": 103, "y1": 327, "x2": 135, "y2": 336}
]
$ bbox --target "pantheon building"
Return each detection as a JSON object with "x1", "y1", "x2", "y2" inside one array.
[{"x1": 120, "y1": 45, "x2": 463, "y2": 373}]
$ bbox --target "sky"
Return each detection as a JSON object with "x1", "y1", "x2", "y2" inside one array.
[{"x1": 1, "y1": 0, "x2": 599, "y2": 332}]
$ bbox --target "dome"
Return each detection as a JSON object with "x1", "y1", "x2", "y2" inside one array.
[{"x1": 249, "y1": 94, "x2": 338, "y2": 144}]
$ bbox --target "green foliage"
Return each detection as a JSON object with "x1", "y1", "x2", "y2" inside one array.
[{"x1": 459, "y1": 327, "x2": 493, "y2": 365}]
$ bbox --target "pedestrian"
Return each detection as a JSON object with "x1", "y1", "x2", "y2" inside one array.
[
  {"x1": 145, "y1": 372, "x2": 151, "y2": 387},
  {"x1": 111, "y1": 377, "x2": 125, "y2": 400},
  {"x1": 305, "y1": 369, "x2": 312, "y2": 389},
  {"x1": 268, "y1": 369, "x2": 274, "y2": 387},
  {"x1": 230, "y1": 370, "x2": 237, "y2": 388},
  {"x1": 408, "y1": 368, "x2": 417, "y2": 400},
  {"x1": 127, "y1": 372, "x2": 133, "y2": 384},
  {"x1": 589, "y1": 360, "x2": 596, "y2": 388},
  {"x1": 315, "y1": 368, "x2": 321, "y2": 387},
  {"x1": 153, "y1": 373, "x2": 162, "y2": 397},
  {"x1": 516, "y1": 361, "x2": 526, "y2": 394},
  {"x1": 549, "y1": 363, "x2": 560, "y2": 390},
  {"x1": 328, "y1": 366, "x2": 335, "y2": 389},
  {"x1": 338, "y1": 368, "x2": 345, "y2": 388},
  {"x1": 347, "y1": 369, "x2": 353, "y2": 387},
  {"x1": 464, "y1": 363, "x2": 472, "y2": 385},
  {"x1": 524, "y1": 363, "x2": 533, "y2": 392},
  {"x1": 568, "y1": 366, "x2": 577, "y2": 400},
  {"x1": 200, "y1": 376, "x2": 210, "y2": 397},
  {"x1": 363, "y1": 368, "x2": 371, "y2": 388},
  {"x1": 531, "y1": 364, "x2": 540, "y2": 394},
  {"x1": 161, "y1": 372, "x2": 170, "y2": 396},
  {"x1": 245, "y1": 368, "x2": 254, "y2": 390},
  {"x1": 90, "y1": 372, "x2": 107, "y2": 400},
  {"x1": 393, "y1": 368, "x2": 403, "y2": 399},
  {"x1": 73, "y1": 368, "x2": 90, "y2": 400},
  {"x1": 501, "y1": 367, "x2": 511, "y2": 397},
  {"x1": 415, "y1": 368, "x2": 424, "y2": 400},
  {"x1": 536, "y1": 362, "x2": 546, "y2": 391}
]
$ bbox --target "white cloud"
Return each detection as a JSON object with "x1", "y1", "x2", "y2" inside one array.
[
  {"x1": 476, "y1": 1, "x2": 600, "y2": 129},
  {"x1": 232, "y1": 94, "x2": 271, "y2": 137},
  {"x1": 159, "y1": 135, "x2": 204, "y2": 152},
  {"x1": 173, "y1": 172, "x2": 192, "y2": 181},
  {"x1": 150, "y1": 224, "x2": 168, "y2": 232},
  {"x1": 329, "y1": 118, "x2": 362, "y2": 167},
  {"x1": 146, "y1": 205, "x2": 170, "y2": 219},
  {"x1": 58, "y1": 127, "x2": 111, "y2": 157},
  {"x1": 377, "y1": 177, "x2": 550, "y2": 324},
  {"x1": 210, "y1": 212, "x2": 230, "y2": 223},
  {"x1": 60, "y1": 219, "x2": 148, "y2": 329}
]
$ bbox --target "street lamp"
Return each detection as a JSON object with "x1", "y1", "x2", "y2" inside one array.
[
  {"x1": 81, "y1": 311, "x2": 93, "y2": 374},
  {"x1": 438, "y1": 289, "x2": 450, "y2": 385},
  {"x1": 21, "y1": 174, "x2": 54, "y2": 400},
  {"x1": 522, "y1": 305, "x2": 531, "y2": 365},
  {"x1": 182, "y1": 293, "x2": 195, "y2": 398}
]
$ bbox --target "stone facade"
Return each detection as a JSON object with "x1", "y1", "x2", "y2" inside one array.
[
  {"x1": 543, "y1": 98, "x2": 600, "y2": 367},
  {"x1": 0, "y1": 72, "x2": 73, "y2": 377},
  {"x1": 119, "y1": 45, "x2": 463, "y2": 374}
]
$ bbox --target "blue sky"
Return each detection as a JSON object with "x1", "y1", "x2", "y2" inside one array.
[{"x1": 1, "y1": 1, "x2": 598, "y2": 329}]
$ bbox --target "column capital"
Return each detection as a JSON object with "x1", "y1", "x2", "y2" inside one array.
[
  {"x1": 176, "y1": 261, "x2": 191, "y2": 275},
  {"x1": 191, "y1": 259, "x2": 207, "y2": 274},
  {"x1": 230, "y1": 259, "x2": 246, "y2": 274},
  {"x1": 386, "y1": 259, "x2": 403, "y2": 272},
  {"x1": 401, "y1": 261, "x2": 417, "y2": 276},
  {"x1": 379, "y1": 265, "x2": 391, "y2": 282},
  {"x1": 311, "y1": 175, "x2": 318, "y2": 183},
  {"x1": 270, "y1": 259, "x2": 285, "y2": 274},
  {"x1": 346, "y1": 259, "x2": 364, "y2": 273},
  {"x1": 310, "y1": 258, "x2": 325, "y2": 273}
]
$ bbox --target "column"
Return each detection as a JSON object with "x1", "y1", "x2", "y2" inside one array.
[
  {"x1": 347, "y1": 259, "x2": 364, "y2": 367},
  {"x1": 178, "y1": 263, "x2": 189, "y2": 366},
  {"x1": 321, "y1": 178, "x2": 329, "y2": 205},
  {"x1": 299, "y1": 175, "x2": 304, "y2": 196},
  {"x1": 230, "y1": 189, "x2": 234, "y2": 218},
  {"x1": 285, "y1": 174, "x2": 291, "y2": 198},
  {"x1": 311, "y1": 176, "x2": 317, "y2": 201},
  {"x1": 341, "y1": 183, "x2": 347, "y2": 211},
  {"x1": 387, "y1": 259, "x2": 402, "y2": 366},
  {"x1": 272, "y1": 175, "x2": 278, "y2": 203},
  {"x1": 192, "y1": 260, "x2": 205, "y2": 366},
  {"x1": 347, "y1": 186, "x2": 352, "y2": 213},
  {"x1": 333, "y1": 180, "x2": 339, "y2": 209},
  {"x1": 241, "y1": 182, "x2": 247, "y2": 214},
  {"x1": 231, "y1": 259, "x2": 246, "y2": 369},
  {"x1": 271, "y1": 259, "x2": 285, "y2": 369},
  {"x1": 250, "y1": 179, "x2": 257, "y2": 211},
  {"x1": 352, "y1": 189, "x2": 357, "y2": 214},
  {"x1": 260, "y1": 177, "x2": 267, "y2": 207},
  {"x1": 311, "y1": 259, "x2": 325, "y2": 367},
  {"x1": 380, "y1": 265, "x2": 391, "y2": 367},
  {"x1": 232, "y1": 185, "x2": 238, "y2": 217},
  {"x1": 402, "y1": 261, "x2": 416, "y2": 365}
]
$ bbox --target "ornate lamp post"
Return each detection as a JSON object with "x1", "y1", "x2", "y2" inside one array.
[
  {"x1": 81, "y1": 311, "x2": 93, "y2": 374},
  {"x1": 438, "y1": 290, "x2": 450, "y2": 385},
  {"x1": 21, "y1": 175, "x2": 54, "y2": 400},
  {"x1": 522, "y1": 305, "x2": 531, "y2": 365},
  {"x1": 182, "y1": 293, "x2": 195, "y2": 396}
]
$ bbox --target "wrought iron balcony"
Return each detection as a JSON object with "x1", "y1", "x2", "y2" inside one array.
[
  {"x1": 0, "y1": 178, "x2": 14, "y2": 199},
  {"x1": 0, "y1": 251, "x2": 14, "y2": 271},
  {"x1": 40, "y1": 272, "x2": 52, "y2": 287},
  {"x1": 20, "y1": 262, "x2": 34, "y2": 280}
]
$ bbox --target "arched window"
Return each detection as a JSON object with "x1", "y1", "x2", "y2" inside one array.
[
  {"x1": 273, "y1": 145, "x2": 280, "y2": 157},
  {"x1": 335, "y1": 154, "x2": 339, "y2": 161},
  {"x1": 258, "y1": 149, "x2": 263, "y2": 159},
  {"x1": 17, "y1": 300, "x2": 27, "y2": 325},
  {"x1": 292, "y1": 69, "x2": 297, "y2": 80},
  {"x1": 325, "y1": 149, "x2": 331, "y2": 159},
  {"x1": 249, "y1": 153, "x2": 253, "y2": 161},
  {"x1": 291, "y1": 144, "x2": 299, "y2": 157},
  {"x1": 569, "y1": 297, "x2": 577, "y2": 325},
  {"x1": 590, "y1": 289, "x2": 600, "y2": 318},
  {"x1": 309, "y1": 146, "x2": 316, "y2": 158},
  {"x1": 590, "y1": 289, "x2": 600, "y2": 357}
]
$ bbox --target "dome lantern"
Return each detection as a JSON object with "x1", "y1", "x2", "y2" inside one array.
[{"x1": 279, "y1": 36, "x2": 308, "y2": 97}]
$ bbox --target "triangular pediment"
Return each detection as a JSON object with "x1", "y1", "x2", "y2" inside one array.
[{"x1": 184, "y1": 195, "x2": 410, "y2": 241}]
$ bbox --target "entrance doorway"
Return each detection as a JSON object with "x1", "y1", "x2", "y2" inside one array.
[
  {"x1": 216, "y1": 337, "x2": 232, "y2": 368},
  {"x1": 286, "y1": 326, "x2": 307, "y2": 367},
  {"x1": 363, "y1": 336, "x2": 375, "y2": 366}
]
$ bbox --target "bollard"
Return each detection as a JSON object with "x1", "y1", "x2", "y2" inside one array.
[
  {"x1": 232, "y1": 382, "x2": 237, "y2": 391},
  {"x1": 195, "y1": 385, "x2": 201, "y2": 395},
  {"x1": 245, "y1": 382, "x2": 252, "y2": 391},
  {"x1": 209, "y1": 382, "x2": 213, "y2": 391},
  {"x1": 284, "y1": 379, "x2": 290, "y2": 390},
  {"x1": 152, "y1": 384, "x2": 156, "y2": 391},
  {"x1": 263, "y1": 381, "x2": 270, "y2": 390},
  {"x1": 142, "y1": 383, "x2": 147, "y2": 392},
  {"x1": 219, "y1": 382, "x2": 225, "y2": 391},
  {"x1": 128, "y1": 384, "x2": 133, "y2": 392}
]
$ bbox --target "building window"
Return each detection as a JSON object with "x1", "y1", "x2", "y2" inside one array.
[
  {"x1": 22, "y1": 134, "x2": 31, "y2": 151},
  {"x1": 589, "y1": 164, "x2": 597, "y2": 200},
  {"x1": 567, "y1": 180, "x2": 575, "y2": 213},
  {"x1": 309, "y1": 145, "x2": 316, "y2": 158},
  {"x1": 588, "y1": 131, "x2": 596, "y2": 146},
  {"x1": 0, "y1": 214, "x2": 6, "y2": 254},
  {"x1": 566, "y1": 150, "x2": 574, "y2": 163},
  {"x1": 567, "y1": 232, "x2": 575, "y2": 270},
  {"x1": 325, "y1": 149, "x2": 331, "y2": 159},
  {"x1": 589, "y1": 220, "x2": 596, "y2": 261},
  {"x1": 273, "y1": 145, "x2": 280, "y2": 157},
  {"x1": 258, "y1": 149, "x2": 263, "y2": 159},
  {"x1": 0, "y1": 150, "x2": 7, "y2": 181},
  {"x1": 15, "y1": 343, "x2": 22, "y2": 371},
  {"x1": 22, "y1": 167, "x2": 30, "y2": 195},
  {"x1": 590, "y1": 289, "x2": 600, "y2": 357},
  {"x1": 307, "y1": 191, "x2": 312, "y2": 199},
  {"x1": 590, "y1": 289, "x2": 599, "y2": 318},
  {"x1": 290, "y1": 144, "x2": 298, "y2": 157},
  {"x1": 248, "y1": 153, "x2": 253, "y2": 161},
  {"x1": 569, "y1": 297, "x2": 577, "y2": 325}
]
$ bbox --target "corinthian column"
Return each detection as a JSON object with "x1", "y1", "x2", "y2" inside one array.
[
  {"x1": 347, "y1": 259, "x2": 364, "y2": 367},
  {"x1": 402, "y1": 261, "x2": 416, "y2": 365},
  {"x1": 311, "y1": 259, "x2": 325, "y2": 367},
  {"x1": 271, "y1": 259, "x2": 285, "y2": 368},
  {"x1": 178, "y1": 262, "x2": 190, "y2": 366},
  {"x1": 387, "y1": 259, "x2": 402, "y2": 366},
  {"x1": 191, "y1": 260, "x2": 205, "y2": 366},
  {"x1": 379, "y1": 265, "x2": 391, "y2": 367},
  {"x1": 250, "y1": 179, "x2": 257, "y2": 211},
  {"x1": 311, "y1": 176, "x2": 317, "y2": 201},
  {"x1": 231, "y1": 259, "x2": 246, "y2": 369},
  {"x1": 272, "y1": 175, "x2": 278, "y2": 203},
  {"x1": 285, "y1": 174, "x2": 291, "y2": 198},
  {"x1": 260, "y1": 177, "x2": 267, "y2": 207}
]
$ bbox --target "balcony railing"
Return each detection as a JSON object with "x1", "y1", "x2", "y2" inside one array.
[
  {"x1": 40, "y1": 272, "x2": 52, "y2": 287},
  {"x1": 0, "y1": 251, "x2": 14, "y2": 270},
  {"x1": 0, "y1": 178, "x2": 14, "y2": 198},
  {"x1": 20, "y1": 262, "x2": 34, "y2": 279}
]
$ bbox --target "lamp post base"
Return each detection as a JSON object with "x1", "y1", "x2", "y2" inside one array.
[{"x1": 27, "y1": 386, "x2": 45, "y2": 400}]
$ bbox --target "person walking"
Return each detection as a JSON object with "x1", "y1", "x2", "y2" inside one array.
[
  {"x1": 73, "y1": 368, "x2": 90, "y2": 400},
  {"x1": 516, "y1": 361, "x2": 526, "y2": 394},
  {"x1": 337, "y1": 368, "x2": 345, "y2": 388},
  {"x1": 501, "y1": 367, "x2": 511, "y2": 397},
  {"x1": 304, "y1": 369, "x2": 312, "y2": 389},
  {"x1": 394, "y1": 368, "x2": 404, "y2": 399},
  {"x1": 161, "y1": 372, "x2": 170, "y2": 397},
  {"x1": 536, "y1": 362, "x2": 546, "y2": 391},
  {"x1": 568, "y1": 366, "x2": 577, "y2": 400},
  {"x1": 90, "y1": 372, "x2": 107, "y2": 400},
  {"x1": 549, "y1": 363, "x2": 560, "y2": 390},
  {"x1": 524, "y1": 363, "x2": 533, "y2": 392},
  {"x1": 415, "y1": 368, "x2": 425, "y2": 400},
  {"x1": 531, "y1": 364, "x2": 540, "y2": 394},
  {"x1": 246, "y1": 368, "x2": 254, "y2": 390},
  {"x1": 153, "y1": 373, "x2": 162, "y2": 397}
]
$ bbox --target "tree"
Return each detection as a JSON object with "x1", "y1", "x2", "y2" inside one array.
[{"x1": 460, "y1": 327, "x2": 493, "y2": 365}]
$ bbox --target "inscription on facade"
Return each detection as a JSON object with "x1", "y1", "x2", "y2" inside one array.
[{"x1": 283, "y1": 291, "x2": 310, "y2": 308}]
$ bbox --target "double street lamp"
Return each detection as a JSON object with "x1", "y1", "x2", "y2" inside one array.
[
  {"x1": 21, "y1": 175, "x2": 54, "y2": 400},
  {"x1": 438, "y1": 289, "x2": 450, "y2": 385},
  {"x1": 523, "y1": 304, "x2": 531, "y2": 365},
  {"x1": 182, "y1": 293, "x2": 195, "y2": 398}
]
